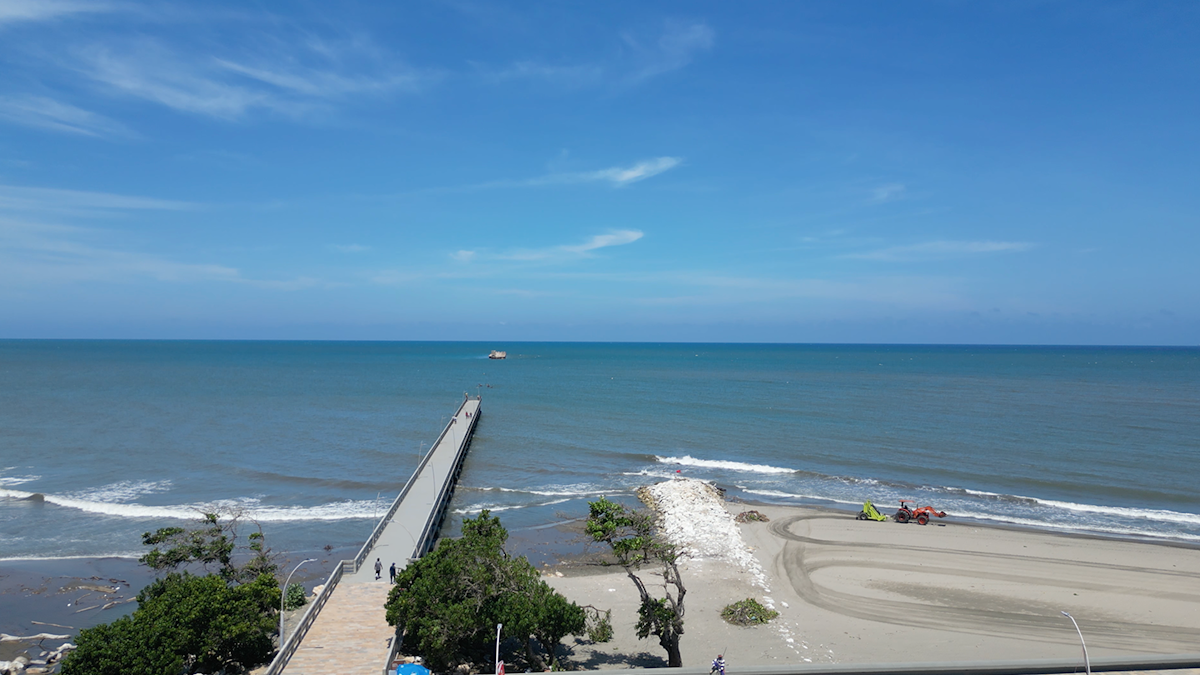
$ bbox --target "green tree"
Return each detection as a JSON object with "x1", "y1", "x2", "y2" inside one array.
[
  {"x1": 586, "y1": 497, "x2": 686, "y2": 667},
  {"x1": 62, "y1": 512, "x2": 284, "y2": 675},
  {"x1": 62, "y1": 572, "x2": 281, "y2": 675},
  {"x1": 140, "y1": 511, "x2": 277, "y2": 583},
  {"x1": 385, "y1": 510, "x2": 586, "y2": 671}
]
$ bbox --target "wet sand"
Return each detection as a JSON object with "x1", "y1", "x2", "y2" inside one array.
[{"x1": 547, "y1": 503, "x2": 1200, "y2": 669}]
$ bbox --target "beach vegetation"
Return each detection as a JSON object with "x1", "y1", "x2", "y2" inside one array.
[
  {"x1": 720, "y1": 598, "x2": 779, "y2": 626},
  {"x1": 283, "y1": 581, "x2": 307, "y2": 611},
  {"x1": 585, "y1": 497, "x2": 686, "y2": 667},
  {"x1": 385, "y1": 510, "x2": 587, "y2": 672},
  {"x1": 584, "y1": 607, "x2": 614, "y2": 643},
  {"x1": 61, "y1": 571, "x2": 280, "y2": 675}
]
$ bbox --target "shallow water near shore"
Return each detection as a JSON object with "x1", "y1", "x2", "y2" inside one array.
[{"x1": 2, "y1": 340, "x2": 1199, "y2": 567}]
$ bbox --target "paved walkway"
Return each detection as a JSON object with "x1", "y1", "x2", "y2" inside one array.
[
  {"x1": 282, "y1": 582, "x2": 394, "y2": 675},
  {"x1": 282, "y1": 398, "x2": 481, "y2": 675}
]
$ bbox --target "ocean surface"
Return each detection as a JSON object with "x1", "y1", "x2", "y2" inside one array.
[{"x1": 2, "y1": 340, "x2": 1199, "y2": 565}]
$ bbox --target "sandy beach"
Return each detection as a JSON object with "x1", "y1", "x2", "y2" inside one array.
[{"x1": 547, "y1": 488, "x2": 1200, "y2": 669}]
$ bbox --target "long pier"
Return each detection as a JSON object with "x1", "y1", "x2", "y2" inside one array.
[{"x1": 268, "y1": 396, "x2": 482, "y2": 675}]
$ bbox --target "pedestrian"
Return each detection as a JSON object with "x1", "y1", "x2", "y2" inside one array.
[
  {"x1": 374, "y1": 557, "x2": 382, "y2": 580},
  {"x1": 710, "y1": 654, "x2": 725, "y2": 675},
  {"x1": 389, "y1": 562, "x2": 396, "y2": 584}
]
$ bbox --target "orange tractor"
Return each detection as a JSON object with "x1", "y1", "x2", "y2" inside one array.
[{"x1": 894, "y1": 499, "x2": 946, "y2": 525}]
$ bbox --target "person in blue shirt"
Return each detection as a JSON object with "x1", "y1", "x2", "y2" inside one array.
[{"x1": 711, "y1": 655, "x2": 725, "y2": 675}]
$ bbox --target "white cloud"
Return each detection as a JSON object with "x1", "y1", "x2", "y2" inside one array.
[
  {"x1": 476, "y1": 157, "x2": 681, "y2": 190},
  {"x1": 562, "y1": 230, "x2": 644, "y2": 253},
  {"x1": 0, "y1": 184, "x2": 194, "y2": 214},
  {"x1": 0, "y1": 218, "x2": 241, "y2": 284},
  {"x1": 70, "y1": 36, "x2": 430, "y2": 121},
  {"x1": 0, "y1": 0, "x2": 117, "y2": 24},
  {"x1": 496, "y1": 229, "x2": 644, "y2": 262},
  {"x1": 451, "y1": 250, "x2": 476, "y2": 262},
  {"x1": 482, "y1": 21, "x2": 713, "y2": 87},
  {"x1": 846, "y1": 240, "x2": 1034, "y2": 262},
  {"x1": 581, "y1": 157, "x2": 681, "y2": 186},
  {"x1": 331, "y1": 243, "x2": 370, "y2": 253},
  {"x1": 0, "y1": 95, "x2": 133, "y2": 137}
]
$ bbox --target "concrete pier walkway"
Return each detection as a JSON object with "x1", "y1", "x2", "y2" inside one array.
[{"x1": 274, "y1": 397, "x2": 482, "y2": 675}]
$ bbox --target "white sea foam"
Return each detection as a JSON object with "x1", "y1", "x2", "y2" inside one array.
[
  {"x1": 742, "y1": 488, "x2": 861, "y2": 507},
  {"x1": 1035, "y1": 499, "x2": 1200, "y2": 526},
  {"x1": 0, "y1": 474, "x2": 41, "y2": 487},
  {"x1": 66, "y1": 480, "x2": 174, "y2": 503},
  {"x1": 453, "y1": 498, "x2": 571, "y2": 515},
  {"x1": 0, "y1": 488, "x2": 385, "y2": 521},
  {"x1": 655, "y1": 455, "x2": 795, "y2": 474},
  {"x1": 472, "y1": 485, "x2": 609, "y2": 497},
  {"x1": 960, "y1": 511, "x2": 1200, "y2": 543}
]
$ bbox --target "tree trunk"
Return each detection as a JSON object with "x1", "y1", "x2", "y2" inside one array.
[{"x1": 665, "y1": 636, "x2": 683, "y2": 668}]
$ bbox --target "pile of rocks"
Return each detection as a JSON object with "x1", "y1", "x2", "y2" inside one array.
[
  {"x1": 637, "y1": 478, "x2": 770, "y2": 590},
  {"x1": 0, "y1": 639, "x2": 75, "y2": 674}
]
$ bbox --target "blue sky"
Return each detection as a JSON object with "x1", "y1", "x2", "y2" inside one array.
[{"x1": 0, "y1": 1, "x2": 1197, "y2": 343}]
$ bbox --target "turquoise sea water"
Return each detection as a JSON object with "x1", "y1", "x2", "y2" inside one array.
[{"x1": 1, "y1": 340, "x2": 1198, "y2": 562}]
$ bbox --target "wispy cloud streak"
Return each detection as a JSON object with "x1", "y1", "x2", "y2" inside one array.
[
  {"x1": 0, "y1": 95, "x2": 133, "y2": 137},
  {"x1": 846, "y1": 240, "x2": 1033, "y2": 262},
  {"x1": 451, "y1": 229, "x2": 644, "y2": 265},
  {"x1": 0, "y1": 0, "x2": 118, "y2": 24}
]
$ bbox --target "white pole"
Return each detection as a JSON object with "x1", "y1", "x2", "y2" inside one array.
[
  {"x1": 495, "y1": 623, "x2": 503, "y2": 674},
  {"x1": 1061, "y1": 611, "x2": 1091, "y2": 675},
  {"x1": 281, "y1": 558, "x2": 317, "y2": 641}
]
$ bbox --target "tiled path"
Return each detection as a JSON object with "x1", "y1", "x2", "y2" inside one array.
[{"x1": 282, "y1": 581, "x2": 394, "y2": 675}]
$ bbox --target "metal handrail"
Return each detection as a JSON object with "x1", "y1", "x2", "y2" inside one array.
[
  {"x1": 269, "y1": 396, "x2": 482, "y2": 675},
  {"x1": 264, "y1": 561, "x2": 345, "y2": 675},
  {"x1": 410, "y1": 405, "x2": 479, "y2": 558},
  {"x1": 352, "y1": 397, "x2": 471, "y2": 572}
]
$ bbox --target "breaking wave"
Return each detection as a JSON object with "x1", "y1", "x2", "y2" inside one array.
[
  {"x1": 0, "y1": 487, "x2": 385, "y2": 521},
  {"x1": 656, "y1": 455, "x2": 795, "y2": 474}
]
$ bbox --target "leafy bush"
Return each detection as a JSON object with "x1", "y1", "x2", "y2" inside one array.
[
  {"x1": 284, "y1": 582, "x2": 307, "y2": 611},
  {"x1": 584, "y1": 607, "x2": 613, "y2": 643},
  {"x1": 720, "y1": 598, "x2": 779, "y2": 626}
]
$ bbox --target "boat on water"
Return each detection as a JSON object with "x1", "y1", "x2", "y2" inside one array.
[{"x1": 488, "y1": 350, "x2": 507, "y2": 360}]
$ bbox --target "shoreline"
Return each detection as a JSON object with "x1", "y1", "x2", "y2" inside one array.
[
  {"x1": 544, "y1": 481, "x2": 1200, "y2": 669},
  {"x1": 5, "y1": 493, "x2": 1200, "y2": 669}
]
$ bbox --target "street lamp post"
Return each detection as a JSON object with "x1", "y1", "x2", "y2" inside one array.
[
  {"x1": 495, "y1": 623, "x2": 503, "y2": 675},
  {"x1": 280, "y1": 558, "x2": 317, "y2": 642},
  {"x1": 1061, "y1": 611, "x2": 1091, "y2": 675}
]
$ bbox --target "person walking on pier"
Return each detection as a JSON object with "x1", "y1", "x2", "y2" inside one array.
[
  {"x1": 389, "y1": 562, "x2": 396, "y2": 584},
  {"x1": 374, "y1": 557, "x2": 382, "y2": 580}
]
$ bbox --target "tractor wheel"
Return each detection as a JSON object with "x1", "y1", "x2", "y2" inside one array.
[
  {"x1": 856, "y1": 512, "x2": 866, "y2": 520},
  {"x1": 895, "y1": 510, "x2": 910, "y2": 523},
  {"x1": 917, "y1": 514, "x2": 929, "y2": 525}
]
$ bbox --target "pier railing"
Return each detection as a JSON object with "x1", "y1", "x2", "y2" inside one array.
[
  {"x1": 352, "y1": 397, "x2": 470, "y2": 573},
  {"x1": 263, "y1": 563, "x2": 344, "y2": 675},
  {"x1": 411, "y1": 404, "x2": 479, "y2": 558},
  {"x1": 264, "y1": 396, "x2": 478, "y2": 675}
]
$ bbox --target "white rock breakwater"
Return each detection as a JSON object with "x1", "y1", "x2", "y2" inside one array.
[
  {"x1": 636, "y1": 478, "x2": 769, "y2": 589},
  {"x1": 637, "y1": 478, "x2": 830, "y2": 662}
]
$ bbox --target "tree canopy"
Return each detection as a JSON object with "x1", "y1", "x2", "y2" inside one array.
[
  {"x1": 62, "y1": 572, "x2": 280, "y2": 675},
  {"x1": 385, "y1": 510, "x2": 587, "y2": 671},
  {"x1": 61, "y1": 511, "x2": 283, "y2": 675}
]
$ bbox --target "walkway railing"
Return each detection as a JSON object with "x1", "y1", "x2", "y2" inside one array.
[
  {"x1": 352, "y1": 398, "x2": 470, "y2": 573},
  {"x1": 264, "y1": 564, "x2": 344, "y2": 675},
  {"x1": 263, "y1": 397, "x2": 478, "y2": 675}
]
